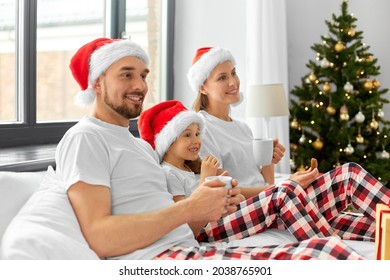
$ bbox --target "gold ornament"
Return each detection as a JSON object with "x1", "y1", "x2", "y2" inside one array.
[
  {"x1": 370, "y1": 119, "x2": 379, "y2": 130},
  {"x1": 322, "y1": 82, "x2": 331, "y2": 93},
  {"x1": 312, "y1": 139, "x2": 324, "y2": 150},
  {"x1": 356, "y1": 134, "x2": 364, "y2": 144},
  {"x1": 347, "y1": 27, "x2": 356, "y2": 37},
  {"x1": 366, "y1": 55, "x2": 374, "y2": 62},
  {"x1": 339, "y1": 105, "x2": 350, "y2": 121},
  {"x1": 297, "y1": 165, "x2": 306, "y2": 172},
  {"x1": 335, "y1": 41, "x2": 345, "y2": 52},
  {"x1": 363, "y1": 80, "x2": 373, "y2": 91},
  {"x1": 372, "y1": 79, "x2": 381, "y2": 89},
  {"x1": 308, "y1": 73, "x2": 317, "y2": 82},
  {"x1": 326, "y1": 105, "x2": 336, "y2": 115},
  {"x1": 290, "y1": 118, "x2": 299, "y2": 129}
]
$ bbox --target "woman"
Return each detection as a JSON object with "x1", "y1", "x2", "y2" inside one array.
[{"x1": 187, "y1": 46, "x2": 390, "y2": 241}]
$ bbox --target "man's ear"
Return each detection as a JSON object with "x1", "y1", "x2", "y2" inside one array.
[{"x1": 93, "y1": 76, "x2": 102, "y2": 95}]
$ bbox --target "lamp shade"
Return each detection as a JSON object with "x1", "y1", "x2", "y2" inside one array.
[{"x1": 246, "y1": 84, "x2": 290, "y2": 117}]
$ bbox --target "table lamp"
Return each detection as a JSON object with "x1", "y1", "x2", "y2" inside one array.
[{"x1": 246, "y1": 83, "x2": 290, "y2": 166}]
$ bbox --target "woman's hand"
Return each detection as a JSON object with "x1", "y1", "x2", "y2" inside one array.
[
  {"x1": 271, "y1": 138, "x2": 286, "y2": 164},
  {"x1": 288, "y1": 158, "x2": 319, "y2": 189}
]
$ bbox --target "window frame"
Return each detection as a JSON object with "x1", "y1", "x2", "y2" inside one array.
[{"x1": 0, "y1": 0, "x2": 175, "y2": 147}]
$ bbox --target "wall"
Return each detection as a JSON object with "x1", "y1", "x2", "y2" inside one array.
[{"x1": 174, "y1": 0, "x2": 390, "y2": 121}]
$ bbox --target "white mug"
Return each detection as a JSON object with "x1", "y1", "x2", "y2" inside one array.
[
  {"x1": 205, "y1": 175, "x2": 232, "y2": 190},
  {"x1": 252, "y1": 138, "x2": 274, "y2": 167}
]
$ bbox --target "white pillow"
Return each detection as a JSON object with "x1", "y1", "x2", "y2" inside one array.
[
  {"x1": 0, "y1": 166, "x2": 99, "y2": 260},
  {"x1": 0, "y1": 171, "x2": 45, "y2": 240}
]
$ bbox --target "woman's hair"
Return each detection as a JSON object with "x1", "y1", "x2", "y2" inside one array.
[{"x1": 192, "y1": 92, "x2": 208, "y2": 112}]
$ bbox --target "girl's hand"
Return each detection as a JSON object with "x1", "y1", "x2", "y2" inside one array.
[{"x1": 200, "y1": 155, "x2": 221, "y2": 182}]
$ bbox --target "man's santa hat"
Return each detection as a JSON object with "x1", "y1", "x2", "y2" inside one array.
[
  {"x1": 187, "y1": 47, "x2": 236, "y2": 93},
  {"x1": 138, "y1": 100, "x2": 204, "y2": 161},
  {"x1": 69, "y1": 37, "x2": 149, "y2": 106}
]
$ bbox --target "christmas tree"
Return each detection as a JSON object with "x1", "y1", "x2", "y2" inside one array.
[{"x1": 289, "y1": 0, "x2": 390, "y2": 187}]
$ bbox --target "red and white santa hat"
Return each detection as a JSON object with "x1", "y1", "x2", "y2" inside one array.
[
  {"x1": 138, "y1": 100, "x2": 204, "y2": 161},
  {"x1": 69, "y1": 37, "x2": 149, "y2": 107},
  {"x1": 187, "y1": 47, "x2": 236, "y2": 93}
]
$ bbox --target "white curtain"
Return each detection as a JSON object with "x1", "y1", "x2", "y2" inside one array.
[{"x1": 245, "y1": 0, "x2": 290, "y2": 174}]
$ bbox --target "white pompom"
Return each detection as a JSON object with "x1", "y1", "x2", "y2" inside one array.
[{"x1": 73, "y1": 88, "x2": 96, "y2": 107}]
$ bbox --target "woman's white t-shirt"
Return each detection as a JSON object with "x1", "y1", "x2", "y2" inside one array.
[{"x1": 198, "y1": 110, "x2": 265, "y2": 187}]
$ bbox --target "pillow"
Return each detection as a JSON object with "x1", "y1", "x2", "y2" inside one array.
[
  {"x1": 0, "y1": 170, "x2": 45, "y2": 240},
  {"x1": 0, "y1": 166, "x2": 99, "y2": 259}
]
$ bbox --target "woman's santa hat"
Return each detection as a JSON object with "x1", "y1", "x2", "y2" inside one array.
[
  {"x1": 187, "y1": 47, "x2": 236, "y2": 93},
  {"x1": 69, "y1": 37, "x2": 149, "y2": 106},
  {"x1": 138, "y1": 100, "x2": 204, "y2": 161}
]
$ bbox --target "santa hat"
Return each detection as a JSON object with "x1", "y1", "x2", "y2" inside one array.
[
  {"x1": 187, "y1": 47, "x2": 236, "y2": 93},
  {"x1": 138, "y1": 100, "x2": 204, "y2": 161},
  {"x1": 69, "y1": 38, "x2": 149, "y2": 107}
]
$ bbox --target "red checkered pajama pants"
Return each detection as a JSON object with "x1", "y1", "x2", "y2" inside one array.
[{"x1": 154, "y1": 162, "x2": 387, "y2": 260}]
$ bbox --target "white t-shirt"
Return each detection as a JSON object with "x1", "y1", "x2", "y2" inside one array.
[
  {"x1": 161, "y1": 161, "x2": 199, "y2": 198},
  {"x1": 55, "y1": 116, "x2": 198, "y2": 260},
  {"x1": 198, "y1": 110, "x2": 265, "y2": 187}
]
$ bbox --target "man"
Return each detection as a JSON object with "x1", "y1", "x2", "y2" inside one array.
[{"x1": 55, "y1": 38, "x2": 363, "y2": 260}]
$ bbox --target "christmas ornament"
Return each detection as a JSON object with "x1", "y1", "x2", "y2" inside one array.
[
  {"x1": 370, "y1": 118, "x2": 379, "y2": 130},
  {"x1": 312, "y1": 138, "x2": 324, "y2": 150},
  {"x1": 356, "y1": 133, "x2": 364, "y2": 144},
  {"x1": 343, "y1": 82, "x2": 353, "y2": 93},
  {"x1": 289, "y1": 159, "x2": 296, "y2": 170},
  {"x1": 366, "y1": 55, "x2": 374, "y2": 62},
  {"x1": 372, "y1": 79, "x2": 380, "y2": 89},
  {"x1": 298, "y1": 133, "x2": 306, "y2": 144},
  {"x1": 335, "y1": 41, "x2": 345, "y2": 52},
  {"x1": 347, "y1": 27, "x2": 356, "y2": 37},
  {"x1": 326, "y1": 105, "x2": 336, "y2": 115},
  {"x1": 381, "y1": 150, "x2": 390, "y2": 159},
  {"x1": 354, "y1": 111, "x2": 365, "y2": 123},
  {"x1": 308, "y1": 73, "x2": 317, "y2": 82},
  {"x1": 297, "y1": 165, "x2": 306, "y2": 172},
  {"x1": 290, "y1": 118, "x2": 299, "y2": 129},
  {"x1": 322, "y1": 82, "x2": 331, "y2": 93},
  {"x1": 363, "y1": 79, "x2": 373, "y2": 91},
  {"x1": 340, "y1": 105, "x2": 350, "y2": 121},
  {"x1": 320, "y1": 58, "x2": 330, "y2": 68},
  {"x1": 345, "y1": 143, "x2": 354, "y2": 155},
  {"x1": 377, "y1": 109, "x2": 385, "y2": 119}
]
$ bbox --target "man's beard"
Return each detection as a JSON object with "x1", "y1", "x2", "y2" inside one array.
[{"x1": 104, "y1": 92, "x2": 143, "y2": 120}]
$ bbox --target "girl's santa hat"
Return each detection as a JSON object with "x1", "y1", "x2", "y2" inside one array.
[
  {"x1": 187, "y1": 47, "x2": 236, "y2": 93},
  {"x1": 138, "y1": 100, "x2": 204, "y2": 161},
  {"x1": 69, "y1": 37, "x2": 149, "y2": 106}
]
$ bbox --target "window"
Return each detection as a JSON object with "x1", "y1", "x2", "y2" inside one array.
[{"x1": 0, "y1": 0, "x2": 174, "y2": 147}]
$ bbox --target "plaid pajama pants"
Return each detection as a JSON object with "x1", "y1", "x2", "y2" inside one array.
[{"x1": 155, "y1": 162, "x2": 389, "y2": 260}]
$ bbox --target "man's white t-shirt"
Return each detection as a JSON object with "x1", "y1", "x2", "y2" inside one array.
[
  {"x1": 198, "y1": 110, "x2": 265, "y2": 187},
  {"x1": 161, "y1": 161, "x2": 199, "y2": 198},
  {"x1": 55, "y1": 116, "x2": 198, "y2": 260}
]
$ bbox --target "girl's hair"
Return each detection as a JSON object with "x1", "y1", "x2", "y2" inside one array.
[
  {"x1": 192, "y1": 92, "x2": 208, "y2": 112},
  {"x1": 185, "y1": 157, "x2": 202, "y2": 174}
]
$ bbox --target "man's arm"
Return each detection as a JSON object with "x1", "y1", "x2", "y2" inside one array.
[{"x1": 68, "y1": 180, "x2": 228, "y2": 258}]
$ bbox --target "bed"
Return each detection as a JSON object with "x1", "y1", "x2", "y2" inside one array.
[{"x1": 0, "y1": 167, "x2": 376, "y2": 260}]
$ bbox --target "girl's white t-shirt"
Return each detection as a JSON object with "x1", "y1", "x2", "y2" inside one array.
[
  {"x1": 161, "y1": 161, "x2": 199, "y2": 198},
  {"x1": 198, "y1": 110, "x2": 265, "y2": 187},
  {"x1": 55, "y1": 116, "x2": 198, "y2": 260}
]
